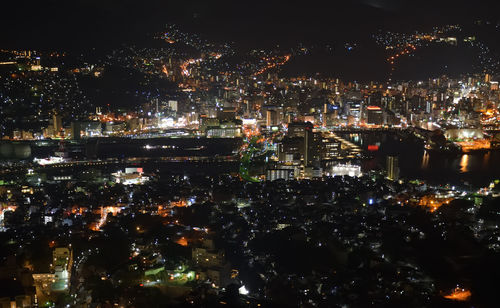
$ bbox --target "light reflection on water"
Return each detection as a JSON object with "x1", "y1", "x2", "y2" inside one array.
[
  {"x1": 482, "y1": 152, "x2": 490, "y2": 169},
  {"x1": 459, "y1": 154, "x2": 469, "y2": 173},
  {"x1": 343, "y1": 132, "x2": 500, "y2": 186},
  {"x1": 421, "y1": 151, "x2": 430, "y2": 169}
]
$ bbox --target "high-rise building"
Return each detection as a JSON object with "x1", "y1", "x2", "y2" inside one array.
[
  {"x1": 168, "y1": 100, "x2": 178, "y2": 112},
  {"x1": 70, "y1": 122, "x2": 81, "y2": 140},
  {"x1": 217, "y1": 107, "x2": 237, "y2": 120},
  {"x1": 53, "y1": 113, "x2": 62, "y2": 136},
  {"x1": 287, "y1": 122, "x2": 313, "y2": 138},
  {"x1": 386, "y1": 155, "x2": 399, "y2": 181},
  {"x1": 192, "y1": 239, "x2": 231, "y2": 288},
  {"x1": 345, "y1": 101, "x2": 362, "y2": 121},
  {"x1": 266, "y1": 110, "x2": 277, "y2": 127},
  {"x1": 304, "y1": 129, "x2": 322, "y2": 167},
  {"x1": 366, "y1": 106, "x2": 384, "y2": 125},
  {"x1": 304, "y1": 128, "x2": 314, "y2": 167},
  {"x1": 322, "y1": 103, "x2": 329, "y2": 126},
  {"x1": 283, "y1": 122, "x2": 320, "y2": 167},
  {"x1": 322, "y1": 139, "x2": 341, "y2": 159}
]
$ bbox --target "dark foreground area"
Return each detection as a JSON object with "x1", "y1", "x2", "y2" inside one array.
[{"x1": 1, "y1": 173, "x2": 499, "y2": 307}]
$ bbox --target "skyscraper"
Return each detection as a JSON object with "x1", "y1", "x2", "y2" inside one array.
[
  {"x1": 53, "y1": 113, "x2": 62, "y2": 137},
  {"x1": 386, "y1": 155, "x2": 399, "y2": 181},
  {"x1": 266, "y1": 110, "x2": 277, "y2": 127},
  {"x1": 366, "y1": 106, "x2": 384, "y2": 125},
  {"x1": 70, "y1": 121, "x2": 81, "y2": 140}
]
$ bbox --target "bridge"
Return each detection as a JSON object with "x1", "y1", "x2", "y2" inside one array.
[{"x1": 325, "y1": 127, "x2": 403, "y2": 133}]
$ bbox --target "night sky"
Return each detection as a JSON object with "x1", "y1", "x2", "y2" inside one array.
[
  {"x1": 2, "y1": 0, "x2": 499, "y2": 81},
  {"x1": 1, "y1": 0, "x2": 499, "y2": 49}
]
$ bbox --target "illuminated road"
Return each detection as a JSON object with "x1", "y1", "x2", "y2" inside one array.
[
  {"x1": 254, "y1": 54, "x2": 291, "y2": 76},
  {"x1": 91, "y1": 206, "x2": 123, "y2": 231}
]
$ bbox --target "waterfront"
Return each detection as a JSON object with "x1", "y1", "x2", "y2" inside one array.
[
  {"x1": 344, "y1": 132, "x2": 500, "y2": 187},
  {"x1": 0, "y1": 137, "x2": 242, "y2": 160}
]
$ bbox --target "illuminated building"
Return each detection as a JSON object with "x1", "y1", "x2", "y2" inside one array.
[
  {"x1": 70, "y1": 121, "x2": 81, "y2": 140},
  {"x1": 168, "y1": 100, "x2": 178, "y2": 112},
  {"x1": 262, "y1": 105, "x2": 283, "y2": 127},
  {"x1": 282, "y1": 122, "x2": 321, "y2": 167},
  {"x1": 52, "y1": 113, "x2": 62, "y2": 137},
  {"x1": 303, "y1": 166, "x2": 323, "y2": 179},
  {"x1": 192, "y1": 239, "x2": 231, "y2": 288},
  {"x1": 278, "y1": 137, "x2": 303, "y2": 162},
  {"x1": 192, "y1": 240, "x2": 225, "y2": 268},
  {"x1": 304, "y1": 128, "x2": 314, "y2": 166},
  {"x1": 200, "y1": 117, "x2": 219, "y2": 134},
  {"x1": 51, "y1": 247, "x2": 73, "y2": 291},
  {"x1": 266, "y1": 168, "x2": 294, "y2": 181},
  {"x1": 345, "y1": 101, "x2": 362, "y2": 121},
  {"x1": 366, "y1": 106, "x2": 384, "y2": 125},
  {"x1": 386, "y1": 155, "x2": 399, "y2": 181},
  {"x1": 329, "y1": 163, "x2": 362, "y2": 177},
  {"x1": 217, "y1": 107, "x2": 237, "y2": 121},
  {"x1": 444, "y1": 128, "x2": 484, "y2": 140},
  {"x1": 112, "y1": 167, "x2": 149, "y2": 185},
  {"x1": 205, "y1": 119, "x2": 242, "y2": 138},
  {"x1": 81, "y1": 121, "x2": 102, "y2": 137},
  {"x1": 322, "y1": 139, "x2": 341, "y2": 160},
  {"x1": 490, "y1": 81, "x2": 498, "y2": 91},
  {"x1": 287, "y1": 122, "x2": 313, "y2": 138},
  {"x1": 105, "y1": 122, "x2": 126, "y2": 135},
  {"x1": 266, "y1": 110, "x2": 278, "y2": 127}
]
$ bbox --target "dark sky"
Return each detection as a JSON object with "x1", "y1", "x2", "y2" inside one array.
[{"x1": 1, "y1": 0, "x2": 499, "y2": 50}]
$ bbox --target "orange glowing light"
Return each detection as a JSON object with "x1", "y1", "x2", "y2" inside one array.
[
  {"x1": 176, "y1": 237, "x2": 188, "y2": 247},
  {"x1": 418, "y1": 195, "x2": 454, "y2": 212},
  {"x1": 90, "y1": 206, "x2": 123, "y2": 231},
  {"x1": 170, "y1": 200, "x2": 187, "y2": 207},
  {"x1": 443, "y1": 287, "x2": 471, "y2": 301},
  {"x1": 459, "y1": 154, "x2": 469, "y2": 173}
]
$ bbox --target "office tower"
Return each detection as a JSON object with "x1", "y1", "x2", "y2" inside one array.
[
  {"x1": 168, "y1": 100, "x2": 178, "y2": 112},
  {"x1": 70, "y1": 121, "x2": 81, "y2": 140},
  {"x1": 266, "y1": 110, "x2": 277, "y2": 127},
  {"x1": 366, "y1": 106, "x2": 384, "y2": 125},
  {"x1": 287, "y1": 121, "x2": 313, "y2": 138},
  {"x1": 53, "y1": 113, "x2": 62, "y2": 137},
  {"x1": 386, "y1": 155, "x2": 399, "y2": 181}
]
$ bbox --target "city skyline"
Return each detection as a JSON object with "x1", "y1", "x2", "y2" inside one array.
[{"x1": 1, "y1": 1, "x2": 500, "y2": 307}]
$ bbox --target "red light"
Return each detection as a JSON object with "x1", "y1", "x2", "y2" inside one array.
[{"x1": 367, "y1": 145, "x2": 379, "y2": 151}]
